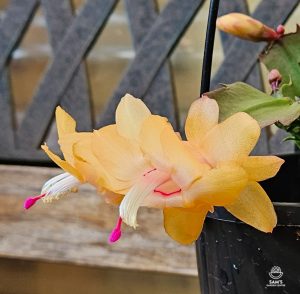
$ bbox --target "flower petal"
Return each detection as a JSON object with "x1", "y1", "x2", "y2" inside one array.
[
  {"x1": 41, "y1": 144, "x2": 83, "y2": 181},
  {"x1": 200, "y1": 112, "x2": 261, "y2": 166},
  {"x1": 59, "y1": 132, "x2": 91, "y2": 166},
  {"x1": 93, "y1": 125, "x2": 151, "y2": 184},
  {"x1": 163, "y1": 205, "x2": 210, "y2": 244},
  {"x1": 225, "y1": 182, "x2": 277, "y2": 233},
  {"x1": 142, "y1": 180, "x2": 184, "y2": 208},
  {"x1": 139, "y1": 115, "x2": 172, "y2": 171},
  {"x1": 56, "y1": 106, "x2": 76, "y2": 138},
  {"x1": 242, "y1": 156, "x2": 284, "y2": 182},
  {"x1": 73, "y1": 135, "x2": 132, "y2": 194},
  {"x1": 183, "y1": 164, "x2": 248, "y2": 206},
  {"x1": 185, "y1": 96, "x2": 219, "y2": 146},
  {"x1": 161, "y1": 126, "x2": 210, "y2": 188},
  {"x1": 116, "y1": 94, "x2": 151, "y2": 140}
]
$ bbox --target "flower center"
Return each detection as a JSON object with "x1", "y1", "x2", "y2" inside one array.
[{"x1": 119, "y1": 169, "x2": 170, "y2": 228}]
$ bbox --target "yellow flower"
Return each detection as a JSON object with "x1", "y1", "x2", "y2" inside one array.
[
  {"x1": 25, "y1": 94, "x2": 284, "y2": 246},
  {"x1": 163, "y1": 96, "x2": 284, "y2": 244},
  {"x1": 216, "y1": 13, "x2": 282, "y2": 42},
  {"x1": 72, "y1": 94, "x2": 210, "y2": 242}
]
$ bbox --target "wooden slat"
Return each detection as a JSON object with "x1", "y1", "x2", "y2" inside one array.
[
  {"x1": 0, "y1": 164, "x2": 197, "y2": 276},
  {"x1": 0, "y1": 257, "x2": 198, "y2": 294},
  {"x1": 16, "y1": 0, "x2": 117, "y2": 149},
  {"x1": 125, "y1": 0, "x2": 177, "y2": 128},
  {"x1": 0, "y1": 71, "x2": 14, "y2": 151},
  {"x1": 41, "y1": 0, "x2": 92, "y2": 131},
  {"x1": 211, "y1": 0, "x2": 299, "y2": 88},
  {"x1": 0, "y1": 0, "x2": 38, "y2": 152},
  {"x1": 98, "y1": 0, "x2": 205, "y2": 128}
]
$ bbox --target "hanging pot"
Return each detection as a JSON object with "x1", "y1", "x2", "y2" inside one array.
[{"x1": 196, "y1": 153, "x2": 300, "y2": 293}]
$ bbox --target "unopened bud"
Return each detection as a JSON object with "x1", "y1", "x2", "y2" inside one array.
[
  {"x1": 217, "y1": 13, "x2": 281, "y2": 42},
  {"x1": 268, "y1": 69, "x2": 282, "y2": 91}
]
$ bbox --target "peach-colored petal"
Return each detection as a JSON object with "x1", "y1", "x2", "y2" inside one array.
[
  {"x1": 242, "y1": 156, "x2": 284, "y2": 182},
  {"x1": 55, "y1": 106, "x2": 76, "y2": 138},
  {"x1": 225, "y1": 182, "x2": 277, "y2": 233},
  {"x1": 93, "y1": 125, "x2": 151, "y2": 183},
  {"x1": 41, "y1": 144, "x2": 83, "y2": 181},
  {"x1": 185, "y1": 96, "x2": 219, "y2": 146},
  {"x1": 183, "y1": 164, "x2": 248, "y2": 206},
  {"x1": 200, "y1": 112, "x2": 260, "y2": 166},
  {"x1": 139, "y1": 115, "x2": 172, "y2": 171},
  {"x1": 161, "y1": 126, "x2": 210, "y2": 188},
  {"x1": 163, "y1": 205, "x2": 210, "y2": 244},
  {"x1": 73, "y1": 135, "x2": 132, "y2": 194},
  {"x1": 116, "y1": 94, "x2": 151, "y2": 140},
  {"x1": 58, "y1": 132, "x2": 91, "y2": 166}
]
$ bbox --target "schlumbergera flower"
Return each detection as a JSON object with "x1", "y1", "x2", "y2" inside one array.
[
  {"x1": 24, "y1": 107, "x2": 123, "y2": 209},
  {"x1": 24, "y1": 94, "x2": 284, "y2": 245},
  {"x1": 216, "y1": 13, "x2": 284, "y2": 42}
]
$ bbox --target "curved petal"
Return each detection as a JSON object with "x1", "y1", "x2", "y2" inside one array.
[
  {"x1": 59, "y1": 132, "x2": 91, "y2": 165},
  {"x1": 41, "y1": 144, "x2": 83, "y2": 181},
  {"x1": 161, "y1": 126, "x2": 210, "y2": 188},
  {"x1": 200, "y1": 112, "x2": 261, "y2": 166},
  {"x1": 116, "y1": 94, "x2": 151, "y2": 140},
  {"x1": 56, "y1": 106, "x2": 76, "y2": 139},
  {"x1": 93, "y1": 125, "x2": 151, "y2": 183},
  {"x1": 185, "y1": 96, "x2": 219, "y2": 146},
  {"x1": 163, "y1": 205, "x2": 210, "y2": 244},
  {"x1": 242, "y1": 156, "x2": 284, "y2": 182},
  {"x1": 73, "y1": 137, "x2": 132, "y2": 194},
  {"x1": 139, "y1": 115, "x2": 172, "y2": 171},
  {"x1": 183, "y1": 164, "x2": 248, "y2": 206},
  {"x1": 225, "y1": 182, "x2": 277, "y2": 233}
]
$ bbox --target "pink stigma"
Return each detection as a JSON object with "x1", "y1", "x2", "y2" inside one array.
[
  {"x1": 109, "y1": 217, "x2": 123, "y2": 243},
  {"x1": 24, "y1": 193, "x2": 46, "y2": 210},
  {"x1": 154, "y1": 188, "x2": 182, "y2": 197}
]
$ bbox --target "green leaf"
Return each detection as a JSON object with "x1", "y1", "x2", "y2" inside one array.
[
  {"x1": 206, "y1": 82, "x2": 300, "y2": 127},
  {"x1": 261, "y1": 26, "x2": 300, "y2": 99}
]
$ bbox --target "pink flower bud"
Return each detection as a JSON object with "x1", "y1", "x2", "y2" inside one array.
[
  {"x1": 268, "y1": 69, "x2": 282, "y2": 91},
  {"x1": 217, "y1": 13, "x2": 281, "y2": 42}
]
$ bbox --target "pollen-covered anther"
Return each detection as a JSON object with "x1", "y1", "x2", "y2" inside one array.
[{"x1": 25, "y1": 172, "x2": 81, "y2": 208}]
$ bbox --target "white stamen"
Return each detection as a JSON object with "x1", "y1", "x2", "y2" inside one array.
[
  {"x1": 119, "y1": 170, "x2": 169, "y2": 228},
  {"x1": 41, "y1": 172, "x2": 81, "y2": 202}
]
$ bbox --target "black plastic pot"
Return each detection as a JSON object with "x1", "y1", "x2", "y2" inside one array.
[{"x1": 196, "y1": 153, "x2": 300, "y2": 293}]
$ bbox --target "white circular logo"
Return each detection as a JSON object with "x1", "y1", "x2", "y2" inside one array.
[{"x1": 269, "y1": 266, "x2": 283, "y2": 280}]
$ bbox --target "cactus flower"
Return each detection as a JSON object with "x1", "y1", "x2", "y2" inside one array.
[
  {"x1": 24, "y1": 94, "x2": 284, "y2": 245},
  {"x1": 164, "y1": 96, "x2": 284, "y2": 244}
]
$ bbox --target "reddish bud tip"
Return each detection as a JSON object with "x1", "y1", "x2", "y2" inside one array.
[
  {"x1": 268, "y1": 69, "x2": 282, "y2": 91},
  {"x1": 276, "y1": 25, "x2": 285, "y2": 36}
]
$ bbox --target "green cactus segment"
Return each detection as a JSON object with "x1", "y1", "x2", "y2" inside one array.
[
  {"x1": 261, "y1": 26, "x2": 300, "y2": 99},
  {"x1": 206, "y1": 82, "x2": 300, "y2": 127}
]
